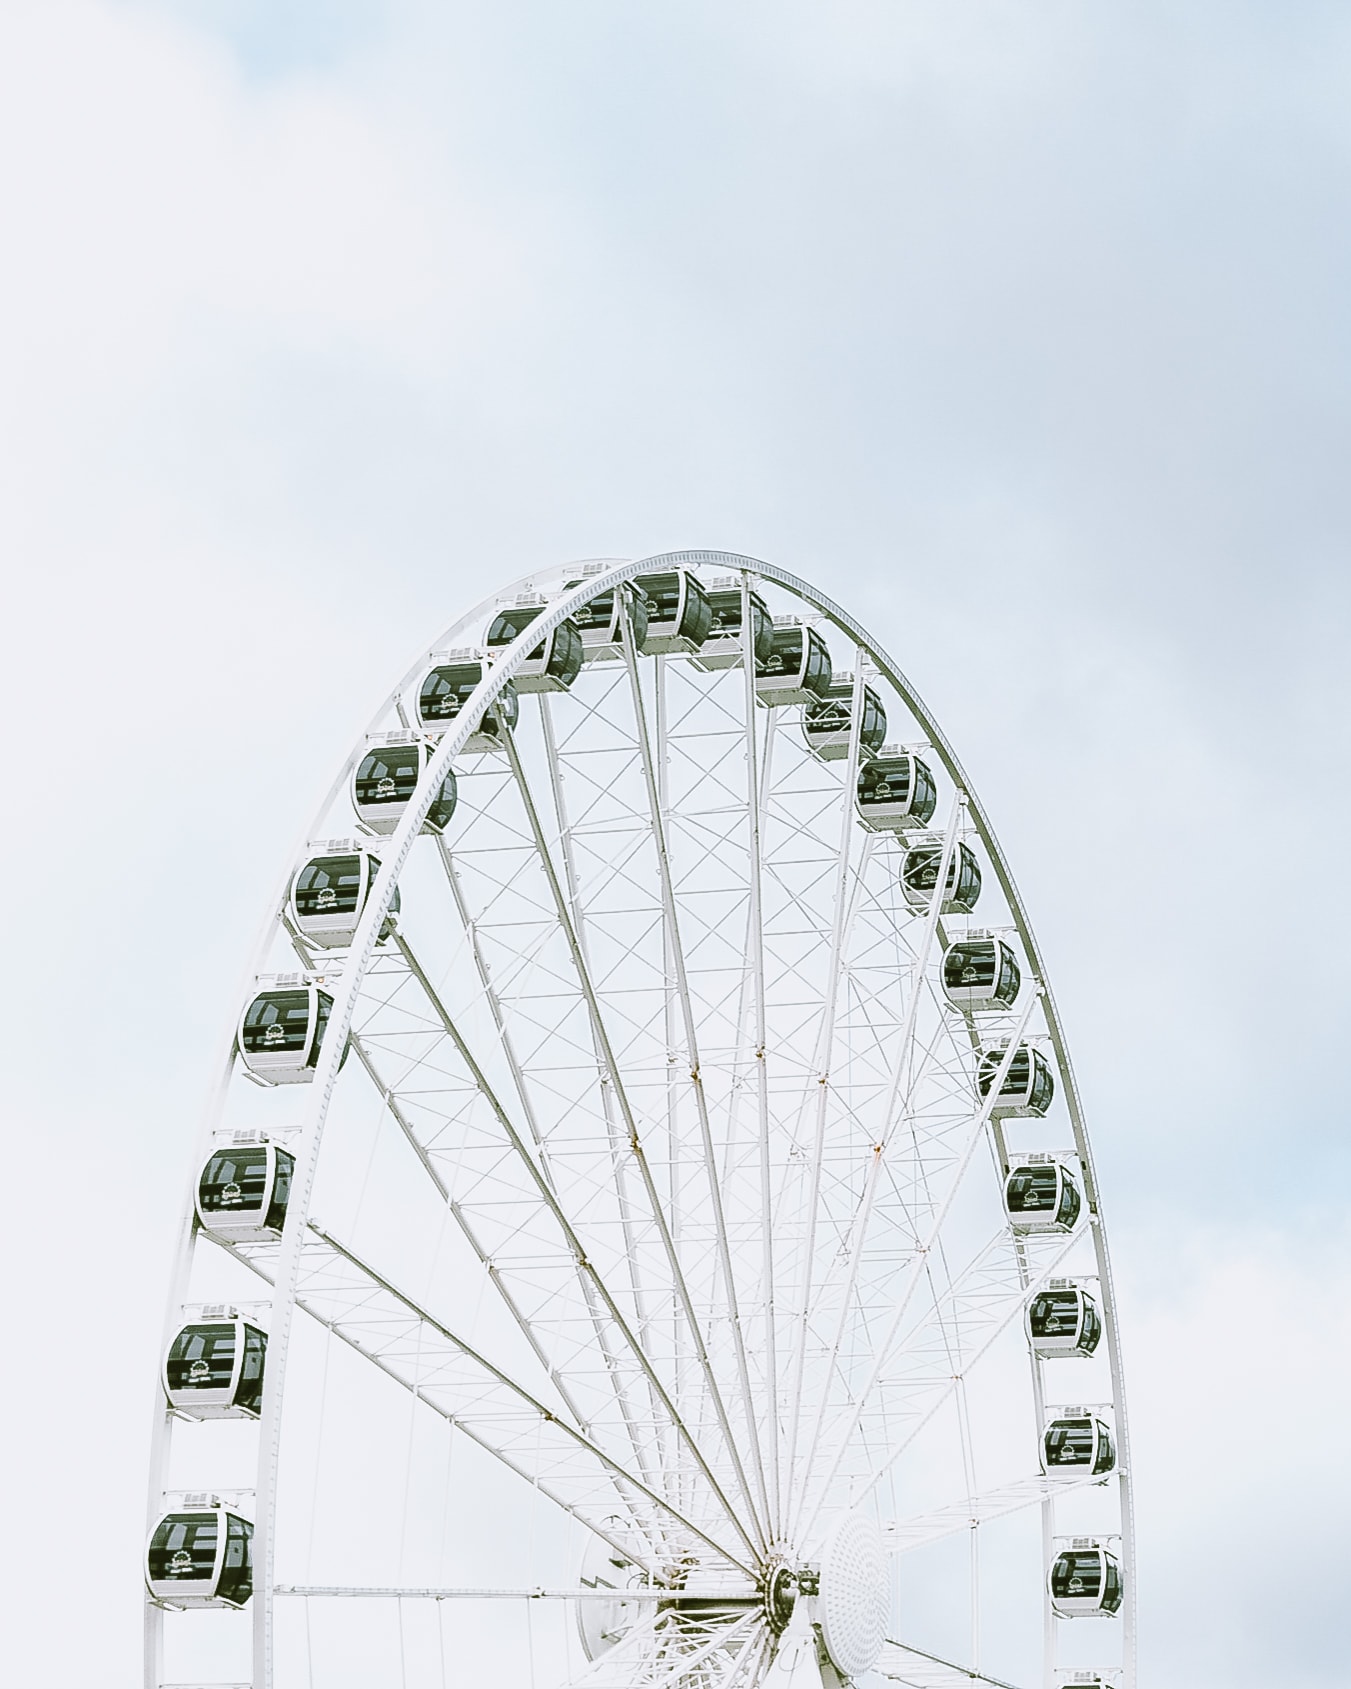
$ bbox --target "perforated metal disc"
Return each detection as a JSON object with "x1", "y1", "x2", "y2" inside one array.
[{"x1": 817, "y1": 1514, "x2": 889, "y2": 1677}]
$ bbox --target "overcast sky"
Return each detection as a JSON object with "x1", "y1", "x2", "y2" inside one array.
[{"x1": 2, "y1": 2, "x2": 1349, "y2": 1684}]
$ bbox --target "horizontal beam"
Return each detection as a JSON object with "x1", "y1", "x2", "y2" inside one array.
[{"x1": 275, "y1": 1585, "x2": 759, "y2": 1603}]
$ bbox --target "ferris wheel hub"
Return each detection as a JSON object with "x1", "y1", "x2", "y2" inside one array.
[{"x1": 762, "y1": 1556, "x2": 801, "y2": 1635}]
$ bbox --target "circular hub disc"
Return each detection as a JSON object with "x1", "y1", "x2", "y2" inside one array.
[{"x1": 817, "y1": 1515, "x2": 889, "y2": 1678}]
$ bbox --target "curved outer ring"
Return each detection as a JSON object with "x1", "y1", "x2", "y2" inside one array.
[{"x1": 145, "y1": 550, "x2": 1134, "y2": 1689}]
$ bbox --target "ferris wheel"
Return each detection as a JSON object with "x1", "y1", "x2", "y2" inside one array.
[{"x1": 145, "y1": 551, "x2": 1135, "y2": 1689}]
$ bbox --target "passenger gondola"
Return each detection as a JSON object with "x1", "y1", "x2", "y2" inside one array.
[
  {"x1": 1048, "y1": 1541, "x2": 1123, "y2": 1618},
  {"x1": 417, "y1": 652, "x2": 520, "y2": 748},
  {"x1": 856, "y1": 748, "x2": 938, "y2": 831},
  {"x1": 801, "y1": 674, "x2": 887, "y2": 761},
  {"x1": 351, "y1": 735, "x2": 458, "y2": 835},
  {"x1": 1005, "y1": 1157, "x2": 1082, "y2": 1233},
  {"x1": 562, "y1": 575, "x2": 649, "y2": 663},
  {"x1": 289, "y1": 847, "x2": 399, "y2": 949},
  {"x1": 237, "y1": 981, "x2": 341, "y2": 1086},
  {"x1": 1026, "y1": 1282, "x2": 1103, "y2": 1358},
  {"x1": 899, "y1": 840, "x2": 982, "y2": 914},
  {"x1": 164, "y1": 1316, "x2": 267, "y2": 1419},
  {"x1": 978, "y1": 1043, "x2": 1055, "y2": 1117},
  {"x1": 484, "y1": 596, "x2": 584, "y2": 692},
  {"x1": 1042, "y1": 1412, "x2": 1116, "y2": 1477},
  {"x1": 146, "y1": 1502, "x2": 253, "y2": 1608},
  {"x1": 941, "y1": 936, "x2": 1021, "y2": 1010},
  {"x1": 754, "y1": 617, "x2": 833, "y2": 706},
  {"x1": 196, "y1": 1136, "x2": 292, "y2": 1240},
  {"x1": 690, "y1": 578, "x2": 774, "y2": 670},
  {"x1": 634, "y1": 570, "x2": 714, "y2": 656}
]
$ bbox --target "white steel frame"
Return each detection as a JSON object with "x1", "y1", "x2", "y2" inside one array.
[{"x1": 145, "y1": 552, "x2": 1134, "y2": 1689}]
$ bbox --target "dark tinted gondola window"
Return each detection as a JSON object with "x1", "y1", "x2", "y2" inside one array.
[
  {"x1": 759, "y1": 626, "x2": 803, "y2": 679},
  {"x1": 944, "y1": 940, "x2": 996, "y2": 991},
  {"x1": 1056, "y1": 1175, "x2": 1082, "y2": 1230},
  {"x1": 425, "y1": 772, "x2": 459, "y2": 832},
  {"x1": 419, "y1": 665, "x2": 481, "y2": 722},
  {"x1": 241, "y1": 992, "x2": 313, "y2": 1055},
  {"x1": 294, "y1": 856, "x2": 363, "y2": 918},
  {"x1": 955, "y1": 852, "x2": 982, "y2": 908},
  {"x1": 266, "y1": 1149, "x2": 294, "y2": 1230},
  {"x1": 706, "y1": 589, "x2": 744, "y2": 637},
  {"x1": 307, "y1": 991, "x2": 334, "y2": 1069},
  {"x1": 996, "y1": 944, "x2": 1021, "y2": 1004},
  {"x1": 148, "y1": 1514, "x2": 218, "y2": 1581},
  {"x1": 218, "y1": 1515, "x2": 254, "y2": 1605},
  {"x1": 486, "y1": 606, "x2": 546, "y2": 660},
  {"x1": 354, "y1": 746, "x2": 422, "y2": 808},
  {"x1": 803, "y1": 630, "x2": 832, "y2": 695},
  {"x1": 1028, "y1": 1290, "x2": 1082, "y2": 1337},
  {"x1": 805, "y1": 697, "x2": 851, "y2": 736},
  {"x1": 1007, "y1": 1165, "x2": 1060, "y2": 1212},
  {"x1": 1101, "y1": 1559, "x2": 1123, "y2": 1612},
  {"x1": 1028, "y1": 1055, "x2": 1055, "y2": 1114},
  {"x1": 199, "y1": 1148, "x2": 269, "y2": 1214},
  {"x1": 1094, "y1": 1425, "x2": 1116, "y2": 1474},
  {"x1": 238, "y1": 1326, "x2": 267, "y2": 1413},
  {"x1": 860, "y1": 757, "x2": 913, "y2": 809},
  {"x1": 549, "y1": 621, "x2": 584, "y2": 684},
  {"x1": 679, "y1": 577, "x2": 713, "y2": 644},
  {"x1": 1050, "y1": 1551, "x2": 1103, "y2": 1600},
  {"x1": 904, "y1": 848, "x2": 943, "y2": 896},
  {"x1": 979, "y1": 1047, "x2": 1030, "y2": 1098},
  {"x1": 1079, "y1": 1298, "x2": 1102, "y2": 1353},
  {"x1": 1044, "y1": 1419, "x2": 1095, "y2": 1466},
  {"x1": 636, "y1": 573, "x2": 682, "y2": 626},
  {"x1": 909, "y1": 758, "x2": 937, "y2": 824},
  {"x1": 568, "y1": 587, "x2": 615, "y2": 631},
  {"x1": 859, "y1": 690, "x2": 887, "y2": 749},
  {"x1": 166, "y1": 1324, "x2": 236, "y2": 1391}
]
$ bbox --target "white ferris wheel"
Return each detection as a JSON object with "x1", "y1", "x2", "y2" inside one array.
[{"x1": 145, "y1": 551, "x2": 1134, "y2": 1689}]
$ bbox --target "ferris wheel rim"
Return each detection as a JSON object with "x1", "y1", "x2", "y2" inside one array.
[{"x1": 147, "y1": 550, "x2": 1134, "y2": 1689}]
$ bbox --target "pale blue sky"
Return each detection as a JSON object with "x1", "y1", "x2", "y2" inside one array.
[{"x1": 2, "y1": 2, "x2": 1349, "y2": 1683}]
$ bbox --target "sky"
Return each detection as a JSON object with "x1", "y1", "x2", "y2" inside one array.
[{"x1": 2, "y1": 1, "x2": 1350, "y2": 1683}]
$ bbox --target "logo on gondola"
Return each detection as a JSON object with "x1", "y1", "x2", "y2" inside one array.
[
  {"x1": 221, "y1": 1182, "x2": 242, "y2": 1205},
  {"x1": 189, "y1": 1359, "x2": 211, "y2": 1383},
  {"x1": 317, "y1": 888, "x2": 337, "y2": 908},
  {"x1": 263, "y1": 1024, "x2": 286, "y2": 1045},
  {"x1": 169, "y1": 1549, "x2": 194, "y2": 1575},
  {"x1": 376, "y1": 776, "x2": 397, "y2": 798}
]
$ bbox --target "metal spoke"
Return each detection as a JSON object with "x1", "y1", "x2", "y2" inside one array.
[
  {"x1": 502, "y1": 719, "x2": 766, "y2": 1558},
  {"x1": 620, "y1": 608, "x2": 771, "y2": 1544},
  {"x1": 382, "y1": 923, "x2": 759, "y2": 1562}
]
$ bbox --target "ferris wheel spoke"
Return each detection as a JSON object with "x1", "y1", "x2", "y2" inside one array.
[
  {"x1": 344, "y1": 1032, "x2": 661, "y2": 1493},
  {"x1": 563, "y1": 1609, "x2": 767, "y2": 1689},
  {"x1": 346, "y1": 949, "x2": 760, "y2": 1559},
  {"x1": 782, "y1": 658, "x2": 872, "y2": 1504},
  {"x1": 802, "y1": 1226, "x2": 1087, "y2": 1530},
  {"x1": 502, "y1": 719, "x2": 768, "y2": 1555},
  {"x1": 619, "y1": 615, "x2": 772, "y2": 1544},
  {"x1": 209, "y1": 1218, "x2": 755, "y2": 1576},
  {"x1": 790, "y1": 1004, "x2": 1041, "y2": 1543},
  {"x1": 735, "y1": 592, "x2": 782, "y2": 1537},
  {"x1": 421, "y1": 836, "x2": 668, "y2": 1491},
  {"x1": 879, "y1": 1638, "x2": 1028, "y2": 1689},
  {"x1": 883, "y1": 1468, "x2": 1107, "y2": 1556}
]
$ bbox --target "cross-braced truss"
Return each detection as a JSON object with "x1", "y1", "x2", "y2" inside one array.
[{"x1": 147, "y1": 555, "x2": 1133, "y2": 1689}]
